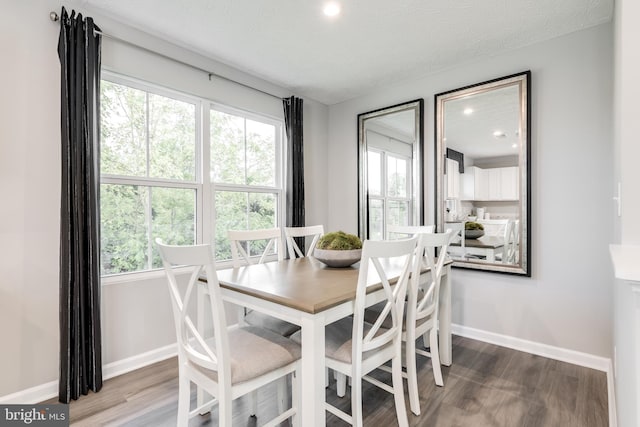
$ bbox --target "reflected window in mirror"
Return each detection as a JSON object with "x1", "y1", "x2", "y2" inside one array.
[
  {"x1": 435, "y1": 72, "x2": 530, "y2": 276},
  {"x1": 358, "y1": 99, "x2": 424, "y2": 240}
]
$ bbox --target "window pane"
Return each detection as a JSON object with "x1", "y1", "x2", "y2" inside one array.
[
  {"x1": 210, "y1": 110, "x2": 246, "y2": 184},
  {"x1": 150, "y1": 187, "x2": 196, "y2": 268},
  {"x1": 369, "y1": 198, "x2": 384, "y2": 241},
  {"x1": 246, "y1": 119, "x2": 276, "y2": 186},
  {"x1": 367, "y1": 150, "x2": 382, "y2": 196},
  {"x1": 214, "y1": 191, "x2": 278, "y2": 261},
  {"x1": 388, "y1": 201, "x2": 409, "y2": 227},
  {"x1": 387, "y1": 156, "x2": 407, "y2": 197},
  {"x1": 100, "y1": 184, "x2": 149, "y2": 274},
  {"x1": 100, "y1": 81, "x2": 147, "y2": 176},
  {"x1": 148, "y1": 94, "x2": 196, "y2": 180}
]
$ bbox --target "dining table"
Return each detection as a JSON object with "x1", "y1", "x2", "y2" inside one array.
[
  {"x1": 450, "y1": 235, "x2": 504, "y2": 262},
  {"x1": 198, "y1": 255, "x2": 452, "y2": 427}
]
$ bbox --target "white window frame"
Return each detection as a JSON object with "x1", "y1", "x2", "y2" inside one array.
[
  {"x1": 367, "y1": 148, "x2": 413, "y2": 240},
  {"x1": 208, "y1": 101, "x2": 285, "y2": 267}
]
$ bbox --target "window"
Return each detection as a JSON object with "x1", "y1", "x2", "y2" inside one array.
[
  {"x1": 100, "y1": 78, "x2": 199, "y2": 275},
  {"x1": 367, "y1": 147, "x2": 412, "y2": 240},
  {"x1": 210, "y1": 107, "x2": 282, "y2": 262},
  {"x1": 100, "y1": 74, "x2": 283, "y2": 276}
]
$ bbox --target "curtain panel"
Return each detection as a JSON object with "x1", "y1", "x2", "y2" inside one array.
[
  {"x1": 283, "y1": 97, "x2": 305, "y2": 252},
  {"x1": 57, "y1": 6, "x2": 103, "y2": 403}
]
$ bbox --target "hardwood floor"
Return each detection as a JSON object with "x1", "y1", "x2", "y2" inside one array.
[{"x1": 46, "y1": 335, "x2": 609, "y2": 426}]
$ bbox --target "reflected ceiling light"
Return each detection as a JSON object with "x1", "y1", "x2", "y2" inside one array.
[
  {"x1": 493, "y1": 130, "x2": 506, "y2": 138},
  {"x1": 463, "y1": 108, "x2": 473, "y2": 115},
  {"x1": 323, "y1": 2, "x2": 341, "y2": 16},
  {"x1": 512, "y1": 143, "x2": 518, "y2": 148}
]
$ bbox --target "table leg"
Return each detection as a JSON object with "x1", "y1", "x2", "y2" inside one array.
[
  {"x1": 300, "y1": 315, "x2": 326, "y2": 427},
  {"x1": 439, "y1": 265, "x2": 452, "y2": 366}
]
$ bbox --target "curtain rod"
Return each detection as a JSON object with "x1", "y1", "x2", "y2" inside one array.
[{"x1": 49, "y1": 11, "x2": 287, "y2": 101}]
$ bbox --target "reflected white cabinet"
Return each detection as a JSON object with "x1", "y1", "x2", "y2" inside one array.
[
  {"x1": 462, "y1": 166, "x2": 518, "y2": 201},
  {"x1": 445, "y1": 158, "x2": 460, "y2": 199}
]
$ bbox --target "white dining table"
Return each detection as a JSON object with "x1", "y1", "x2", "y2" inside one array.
[{"x1": 198, "y1": 255, "x2": 452, "y2": 427}]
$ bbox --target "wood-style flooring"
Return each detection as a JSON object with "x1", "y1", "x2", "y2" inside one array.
[{"x1": 45, "y1": 335, "x2": 609, "y2": 426}]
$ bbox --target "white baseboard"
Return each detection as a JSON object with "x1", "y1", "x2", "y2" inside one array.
[
  {"x1": 451, "y1": 323, "x2": 611, "y2": 372},
  {"x1": 102, "y1": 343, "x2": 177, "y2": 380},
  {"x1": 0, "y1": 343, "x2": 177, "y2": 405}
]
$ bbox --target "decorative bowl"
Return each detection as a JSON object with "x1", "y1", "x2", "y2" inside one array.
[
  {"x1": 465, "y1": 229, "x2": 485, "y2": 239},
  {"x1": 314, "y1": 248, "x2": 362, "y2": 268}
]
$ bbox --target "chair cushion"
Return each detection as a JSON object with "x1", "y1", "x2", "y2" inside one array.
[
  {"x1": 195, "y1": 326, "x2": 301, "y2": 384},
  {"x1": 244, "y1": 310, "x2": 301, "y2": 337},
  {"x1": 290, "y1": 317, "x2": 391, "y2": 364}
]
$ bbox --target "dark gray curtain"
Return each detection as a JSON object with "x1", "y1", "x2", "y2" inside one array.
[
  {"x1": 57, "y1": 6, "x2": 103, "y2": 403},
  {"x1": 283, "y1": 97, "x2": 305, "y2": 253}
]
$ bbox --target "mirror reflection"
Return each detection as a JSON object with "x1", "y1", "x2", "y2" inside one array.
[
  {"x1": 436, "y1": 72, "x2": 530, "y2": 276},
  {"x1": 358, "y1": 100, "x2": 424, "y2": 240}
]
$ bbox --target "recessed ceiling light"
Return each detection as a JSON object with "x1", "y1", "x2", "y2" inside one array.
[
  {"x1": 323, "y1": 2, "x2": 341, "y2": 17},
  {"x1": 493, "y1": 130, "x2": 506, "y2": 138},
  {"x1": 512, "y1": 143, "x2": 518, "y2": 148},
  {"x1": 463, "y1": 108, "x2": 473, "y2": 115}
]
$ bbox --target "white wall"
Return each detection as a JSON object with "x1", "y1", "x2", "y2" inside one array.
[
  {"x1": 0, "y1": 0, "x2": 328, "y2": 398},
  {"x1": 328, "y1": 24, "x2": 614, "y2": 358}
]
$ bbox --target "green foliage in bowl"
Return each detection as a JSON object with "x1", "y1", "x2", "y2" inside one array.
[
  {"x1": 465, "y1": 221, "x2": 484, "y2": 231},
  {"x1": 316, "y1": 231, "x2": 363, "y2": 250}
]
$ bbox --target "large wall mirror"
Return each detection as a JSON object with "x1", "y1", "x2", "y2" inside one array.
[
  {"x1": 358, "y1": 99, "x2": 424, "y2": 240},
  {"x1": 435, "y1": 72, "x2": 531, "y2": 276}
]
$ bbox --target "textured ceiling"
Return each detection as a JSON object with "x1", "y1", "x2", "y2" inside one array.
[{"x1": 80, "y1": 0, "x2": 613, "y2": 105}]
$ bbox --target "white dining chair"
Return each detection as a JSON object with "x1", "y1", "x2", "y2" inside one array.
[
  {"x1": 227, "y1": 228, "x2": 300, "y2": 337},
  {"x1": 445, "y1": 222, "x2": 466, "y2": 259},
  {"x1": 496, "y1": 219, "x2": 518, "y2": 264},
  {"x1": 156, "y1": 240, "x2": 301, "y2": 427},
  {"x1": 293, "y1": 237, "x2": 417, "y2": 427},
  {"x1": 387, "y1": 224, "x2": 435, "y2": 239},
  {"x1": 284, "y1": 225, "x2": 324, "y2": 258},
  {"x1": 362, "y1": 231, "x2": 453, "y2": 415},
  {"x1": 228, "y1": 227, "x2": 285, "y2": 267}
]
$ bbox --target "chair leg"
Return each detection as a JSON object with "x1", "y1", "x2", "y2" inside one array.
[
  {"x1": 292, "y1": 371, "x2": 301, "y2": 427},
  {"x1": 219, "y1": 394, "x2": 233, "y2": 427},
  {"x1": 325, "y1": 367, "x2": 330, "y2": 388},
  {"x1": 336, "y1": 372, "x2": 347, "y2": 397},
  {"x1": 405, "y1": 337, "x2": 421, "y2": 416},
  {"x1": 351, "y1": 377, "x2": 363, "y2": 427},
  {"x1": 430, "y1": 328, "x2": 444, "y2": 387},
  {"x1": 277, "y1": 377, "x2": 286, "y2": 414},
  {"x1": 392, "y1": 350, "x2": 409, "y2": 427},
  {"x1": 177, "y1": 370, "x2": 190, "y2": 427},
  {"x1": 249, "y1": 390, "x2": 258, "y2": 416}
]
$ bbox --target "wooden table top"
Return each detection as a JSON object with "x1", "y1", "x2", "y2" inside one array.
[
  {"x1": 210, "y1": 256, "x2": 444, "y2": 315},
  {"x1": 451, "y1": 236, "x2": 504, "y2": 249}
]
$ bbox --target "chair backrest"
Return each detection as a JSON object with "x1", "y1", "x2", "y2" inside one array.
[
  {"x1": 227, "y1": 228, "x2": 284, "y2": 268},
  {"x1": 478, "y1": 219, "x2": 509, "y2": 237},
  {"x1": 408, "y1": 231, "x2": 453, "y2": 327},
  {"x1": 387, "y1": 225, "x2": 434, "y2": 240},
  {"x1": 352, "y1": 237, "x2": 418, "y2": 362},
  {"x1": 502, "y1": 220, "x2": 518, "y2": 264},
  {"x1": 445, "y1": 222, "x2": 465, "y2": 255},
  {"x1": 156, "y1": 240, "x2": 232, "y2": 387},
  {"x1": 284, "y1": 225, "x2": 324, "y2": 258}
]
